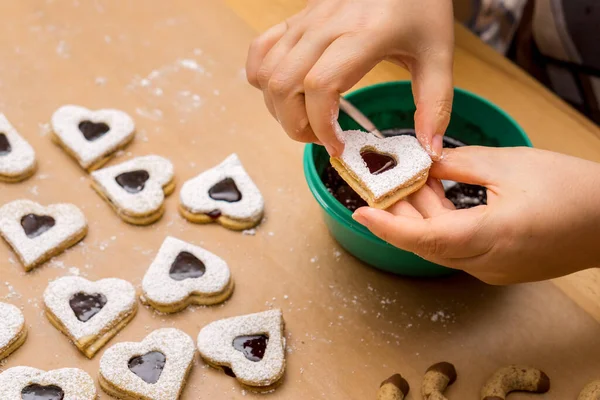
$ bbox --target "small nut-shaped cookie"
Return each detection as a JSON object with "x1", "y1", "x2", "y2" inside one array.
[
  {"x1": 422, "y1": 362, "x2": 457, "y2": 400},
  {"x1": 578, "y1": 380, "x2": 600, "y2": 400},
  {"x1": 481, "y1": 365, "x2": 550, "y2": 400},
  {"x1": 377, "y1": 374, "x2": 409, "y2": 400}
]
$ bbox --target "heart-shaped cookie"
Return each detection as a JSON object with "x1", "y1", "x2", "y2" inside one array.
[
  {"x1": 91, "y1": 155, "x2": 175, "y2": 225},
  {"x1": 0, "y1": 200, "x2": 88, "y2": 271},
  {"x1": 0, "y1": 302, "x2": 27, "y2": 361},
  {"x1": 43, "y1": 276, "x2": 137, "y2": 358},
  {"x1": 330, "y1": 130, "x2": 432, "y2": 209},
  {"x1": 99, "y1": 328, "x2": 195, "y2": 400},
  {"x1": 51, "y1": 104, "x2": 135, "y2": 171},
  {"x1": 0, "y1": 113, "x2": 36, "y2": 182},
  {"x1": 179, "y1": 154, "x2": 264, "y2": 230},
  {"x1": 141, "y1": 236, "x2": 234, "y2": 313},
  {"x1": 197, "y1": 309, "x2": 286, "y2": 391},
  {"x1": 0, "y1": 366, "x2": 96, "y2": 399}
]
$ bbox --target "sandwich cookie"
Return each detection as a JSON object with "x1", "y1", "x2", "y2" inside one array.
[
  {"x1": 0, "y1": 302, "x2": 27, "y2": 361},
  {"x1": 0, "y1": 114, "x2": 36, "y2": 182}
]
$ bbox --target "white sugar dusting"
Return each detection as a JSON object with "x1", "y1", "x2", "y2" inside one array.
[
  {"x1": 0, "y1": 200, "x2": 87, "y2": 268},
  {"x1": 180, "y1": 154, "x2": 264, "y2": 222},
  {"x1": 99, "y1": 328, "x2": 195, "y2": 399},
  {"x1": 339, "y1": 130, "x2": 432, "y2": 199},
  {"x1": 142, "y1": 236, "x2": 231, "y2": 307},
  {"x1": 0, "y1": 367, "x2": 96, "y2": 398},
  {"x1": 0, "y1": 114, "x2": 36, "y2": 177},
  {"x1": 91, "y1": 155, "x2": 173, "y2": 216},
  {"x1": 197, "y1": 309, "x2": 285, "y2": 387},
  {"x1": 43, "y1": 276, "x2": 136, "y2": 341},
  {"x1": 0, "y1": 302, "x2": 24, "y2": 350}
]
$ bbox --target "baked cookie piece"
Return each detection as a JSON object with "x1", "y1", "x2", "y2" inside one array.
[
  {"x1": 330, "y1": 130, "x2": 432, "y2": 209},
  {"x1": 0, "y1": 366, "x2": 96, "y2": 400},
  {"x1": 51, "y1": 104, "x2": 135, "y2": 171},
  {"x1": 0, "y1": 114, "x2": 36, "y2": 182},
  {"x1": 43, "y1": 276, "x2": 137, "y2": 358},
  {"x1": 179, "y1": 154, "x2": 264, "y2": 230},
  {"x1": 481, "y1": 365, "x2": 550, "y2": 400},
  {"x1": 141, "y1": 236, "x2": 233, "y2": 313},
  {"x1": 99, "y1": 328, "x2": 195, "y2": 400},
  {"x1": 0, "y1": 199, "x2": 87, "y2": 271},
  {"x1": 91, "y1": 155, "x2": 175, "y2": 225},
  {"x1": 0, "y1": 302, "x2": 27, "y2": 361},
  {"x1": 197, "y1": 309, "x2": 286, "y2": 392}
]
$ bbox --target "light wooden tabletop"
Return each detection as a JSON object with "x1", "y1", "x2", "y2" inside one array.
[{"x1": 0, "y1": 1, "x2": 598, "y2": 399}]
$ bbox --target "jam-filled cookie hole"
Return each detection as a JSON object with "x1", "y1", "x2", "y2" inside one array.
[
  {"x1": 78, "y1": 120, "x2": 110, "y2": 141},
  {"x1": 359, "y1": 147, "x2": 397, "y2": 175},
  {"x1": 20, "y1": 214, "x2": 56, "y2": 238},
  {"x1": 233, "y1": 334, "x2": 269, "y2": 362},
  {"x1": 128, "y1": 351, "x2": 166, "y2": 384},
  {"x1": 0, "y1": 133, "x2": 11, "y2": 155},
  {"x1": 21, "y1": 384, "x2": 65, "y2": 400},
  {"x1": 115, "y1": 170, "x2": 150, "y2": 194},
  {"x1": 69, "y1": 292, "x2": 107, "y2": 323},
  {"x1": 168, "y1": 251, "x2": 206, "y2": 281}
]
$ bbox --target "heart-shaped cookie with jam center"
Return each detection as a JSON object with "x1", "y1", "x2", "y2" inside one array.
[
  {"x1": 0, "y1": 200, "x2": 88, "y2": 271},
  {"x1": 179, "y1": 154, "x2": 264, "y2": 230},
  {"x1": 0, "y1": 113, "x2": 36, "y2": 182},
  {"x1": 51, "y1": 104, "x2": 135, "y2": 171},
  {"x1": 141, "y1": 236, "x2": 234, "y2": 313},
  {"x1": 91, "y1": 155, "x2": 175, "y2": 225},
  {"x1": 0, "y1": 302, "x2": 27, "y2": 361},
  {"x1": 99, "y1": 328, "x2": 195, "y2": 400},
  {"x1": 330, "y1": 130, "x2": 432, "y2": 209},
  {"x1": 0, "y1": 366, "x2": 96, "y2": 399},
  {"x1": 197, "y1": 309, "x2": 286, "y2": 391},
  {"x1": 43, "y1": 276, "x2": 137, "y2": 358}
]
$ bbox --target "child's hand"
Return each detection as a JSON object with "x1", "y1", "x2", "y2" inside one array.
[
  {"x1": 246, "y1": 0, "x2": 455, "y2": 159},
  {"x1": 352, "y1": 146, "x2": 600, "y2": 284}
]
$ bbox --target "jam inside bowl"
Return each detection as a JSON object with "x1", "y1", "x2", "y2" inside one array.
[{"x1": 303, "y1": 81, "x2": 532, "y2": 277}]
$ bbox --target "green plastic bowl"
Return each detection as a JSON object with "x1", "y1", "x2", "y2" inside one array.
[{"x1": 303, "y1": 81, "x2": 532, "y2": 277}]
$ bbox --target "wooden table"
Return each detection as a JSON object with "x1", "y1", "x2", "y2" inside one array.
[{"x1": 0, "y1": 1, "x2": 598, "y2": 399}]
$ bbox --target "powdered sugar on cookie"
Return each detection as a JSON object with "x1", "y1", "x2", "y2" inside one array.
[
  {"x1": 51, "y1": 105, "x2": 135, "y2": 170},
  {"x1": 0, "y1": 367, "x2": 97, "y2": 399},
  {"x1": 99, "y1": 328, "x2": 195, "y2": 400},
  {"x1": 0, "y1": 200, "x2": 87, "y2": 270},
  {"x1": 0, "y1": 114, "x2": 36, "y2": 181},
  {"x1": 0, "y1": 302, "x2": 25, "y2": 358},
  {"x1": 179, "y1": 154, "x2": 263, "y2": 221},
  {"x1": 43, "y1": 276, "x2": 137, "y2": 357},
  {"x1": 339, "y1": 130, "x2": 431, "y2": 199},
  {"x1": 197, "y1": 309, "x2": 285, "y2": 388},
  {"x1": 91, "y1": 155, "x2": 174, "y2": 216},
  {"x1": 142, "y1": 236, "x2": 232, "y2": 312}
]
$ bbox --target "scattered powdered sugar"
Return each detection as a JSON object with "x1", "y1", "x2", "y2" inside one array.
[
  {"x1": 0, "y1": 302, "x2": 25, "y2": 350},
  {"x1": 91, "y1": 155, "x2": 173, "y2": 216},
  {"x1": 51, "y1": 105, "x2": 135, "y2": 169},
  {"x1": 56, "y1": 40, "x2": 70, "y2": 58},
  {"x1": 38, "y1": 122, "x2": 52, "y2": 137},
  {"x1": 179, "y1": 154, "x2": 264, "y2": 222},
  {"x1": 0, "y1": 367, "x2": 96, "y2": 398},
  {"x1": 0, "y1": 200, "x2": 87, "y2": 268},
  {"x1": 68, "y1": 266, "x2": 80, "y2": 276},
  {"x1": 95, "y1": 76, "x2": 107, "y2": 86},
  {"x1": 338, "y1": 130, "x2": 432, "y2": 199},
  {"x1": 43, "y1": 276, "x2": 136, "y2": 341},
  {"x1": 197, "y1": 309, "x2": 285, "y2": 387},
  {"x1": 0, "y1": 114, "x2": 36, "y2": 177},
  {"x1": 99, "y1": 328, "x2": 195, "y2": 399},
  {"x1": 135, "y1": 107, "x2": 163, "y2": 120},
  {"x1": 242, "y1": 229, "x2": 256, "y2": 236},
  {"x1": 142, "y1": 236, "x2": 231, "y2": 307}
]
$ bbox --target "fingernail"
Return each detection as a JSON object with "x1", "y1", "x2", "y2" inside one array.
[
  {"x1": 352, "y1": 210, "x2": 369, "y2": 227},
  {"x1": 431, "y1": 135, "x2": 443, "y2": 160}
]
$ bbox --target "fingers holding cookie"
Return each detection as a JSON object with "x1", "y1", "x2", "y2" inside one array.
[{"x1": 481, "y1": 365, "x2": 550, "y2": 400}]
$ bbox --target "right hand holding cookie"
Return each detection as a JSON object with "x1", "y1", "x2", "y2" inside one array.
[
  {"x1": 352, "y1": 146, "x2": 600, "y2": 284},
  {"x1": 245, "y1": 0, "x2": 455, "y2": 159}
]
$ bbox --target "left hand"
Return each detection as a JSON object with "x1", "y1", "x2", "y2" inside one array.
[{"x1": 352, "y1": 146, "x2": 600, "y2": 284}]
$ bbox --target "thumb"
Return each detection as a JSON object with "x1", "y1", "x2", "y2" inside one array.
[
  {"x1": 352, "y1": 205, "x2": 491, "y2": 261},
  {"x1": 411, "y1": 51, "x2": 454, "y2": 160},
  {"x1": 431, "y1": 146, "x2": 502, "y2": 187}
]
